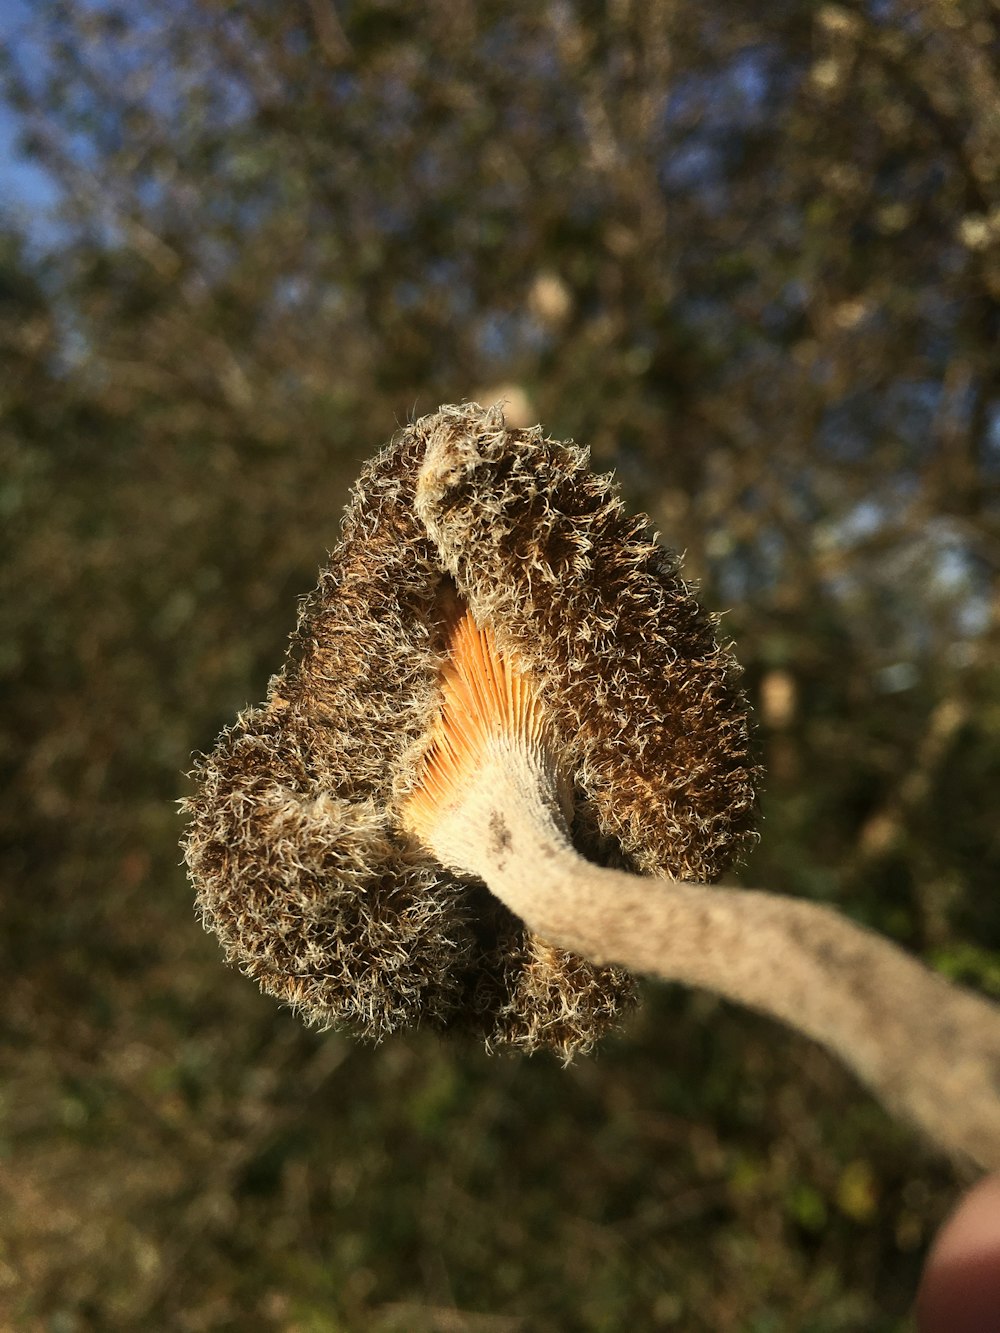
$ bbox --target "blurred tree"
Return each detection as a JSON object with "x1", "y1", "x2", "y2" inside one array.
[{"x1": 2, "y1": 0, "x2": 999, "y2": 1328}]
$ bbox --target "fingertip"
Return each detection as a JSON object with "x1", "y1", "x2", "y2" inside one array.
[{"x1": 916, "y1": 1174, "x2": 1000, "y2": 1333}]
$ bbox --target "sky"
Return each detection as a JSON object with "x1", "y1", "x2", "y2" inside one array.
[{"x1": 0, "y1": 0, "x2": 61, "y2": 235}]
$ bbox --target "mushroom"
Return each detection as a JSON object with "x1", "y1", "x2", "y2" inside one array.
[
  {"x1": 184, "y1": 402, "x2": 1000, "y2": 1168},
  {"x1": 184, "y1": 403, "x2": 753, "y2": 1057}
]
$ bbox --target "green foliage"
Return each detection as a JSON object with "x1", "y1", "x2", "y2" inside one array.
[{"x1": 3, "y1": 0, "x2": 1000, "y2": 1326}]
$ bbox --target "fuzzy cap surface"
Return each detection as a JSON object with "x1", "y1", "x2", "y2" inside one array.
[{"x1": 182, "y1": 403, "x2": 759, "y2": 1058}]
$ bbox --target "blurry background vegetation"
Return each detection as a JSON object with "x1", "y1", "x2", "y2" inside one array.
[{"x1": 2, "y1": 1, "x2": 1000, "y2": 1329}]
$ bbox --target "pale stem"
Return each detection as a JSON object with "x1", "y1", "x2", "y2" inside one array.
[{"x1": 424, "y1": 736, "x2": 1000, "y2": 1172}]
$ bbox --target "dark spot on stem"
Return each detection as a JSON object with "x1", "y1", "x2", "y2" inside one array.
[{"x1": 488, "y1": 810, "x2": 513, "y2": 868}]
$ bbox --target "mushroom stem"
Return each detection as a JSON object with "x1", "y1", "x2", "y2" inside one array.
[{"x1": 420, "y1": 738, "x2": 1000, "y2": 1171}]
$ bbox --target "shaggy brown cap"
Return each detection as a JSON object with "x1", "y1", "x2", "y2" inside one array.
[{"x1": 182, "y1": 403, "x2": 759, "y2": 1059}]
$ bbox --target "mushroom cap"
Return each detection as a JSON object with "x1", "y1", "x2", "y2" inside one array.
[{"x1": 182, "y1": 403, "x2": 759, "y2": 1058}]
